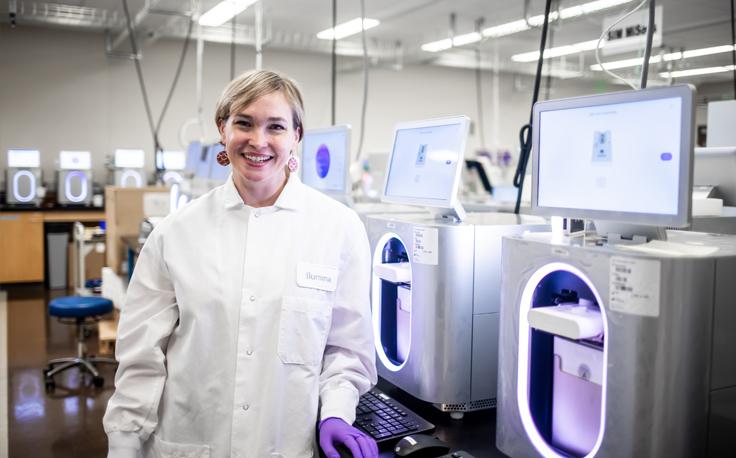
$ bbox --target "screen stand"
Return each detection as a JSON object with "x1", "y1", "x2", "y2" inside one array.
[
  {"x1": 430, "y1": 201, "x2": 467, "y2": 223},
  {"x1": 594, "y1": 220, "x2": 667, "y2": 244}
]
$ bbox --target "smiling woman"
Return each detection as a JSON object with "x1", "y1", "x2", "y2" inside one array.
[{"x1": 103, "y1": 69, "x2": 378, "y2": 458}]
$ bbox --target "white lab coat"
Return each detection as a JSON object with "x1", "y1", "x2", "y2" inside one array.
[{"x1": 103, "y1": 174, "x2": 377, "y2": 458}]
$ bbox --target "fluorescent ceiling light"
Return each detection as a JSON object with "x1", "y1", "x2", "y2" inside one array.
[
  {"x1": 512, "y1": 39, "x2": 599, "y2": 62},
  {"x1": 317, "y1": 18, "x2": 379, "y2": 40},
  {"x1": 482, "y1": 0, "x2": 634, "y2": 38},
  {"x1": 199, "y1": 0, "x2": 258, "y2": 27},
  {"x1": 421, "y1": 38, "x2": 453, "y2": 53},
  {"x1": 452, "y1": 32, "x2": 482, "y2": 47},
  {"x1": 660, "y1": 65, "x2": 736, "y2": 78},
  {"x1": 592, "y1": 44, "x2": 736, "y2": 70}
]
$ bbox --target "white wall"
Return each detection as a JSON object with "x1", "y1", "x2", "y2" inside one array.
[{"x1": 1, "y1": 24, "x2": 624, "y2": 187}]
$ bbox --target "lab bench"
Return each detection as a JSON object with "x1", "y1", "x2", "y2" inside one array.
[{"x1": 0, "y1": 207, "x2": 105, "y2": 284}]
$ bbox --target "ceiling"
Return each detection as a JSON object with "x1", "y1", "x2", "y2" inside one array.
[{"x1": 2, "y1": 0, "x2": 735, "y2": 86}]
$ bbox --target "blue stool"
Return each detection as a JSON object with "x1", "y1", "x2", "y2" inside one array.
[{"x1": 43, "y1": 295, "x2": 118, "y2": 391}]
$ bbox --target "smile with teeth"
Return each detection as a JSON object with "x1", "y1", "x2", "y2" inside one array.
[{"x1": 241, "y1": 153, "x2": 273, "y2": 163}]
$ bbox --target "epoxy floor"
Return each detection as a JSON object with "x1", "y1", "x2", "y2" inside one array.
[{"x1": 4, "y1": 283, "x2": 116, "y2": 458}]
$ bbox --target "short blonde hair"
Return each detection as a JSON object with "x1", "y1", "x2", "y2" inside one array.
[{"x1": 215, "y1": 69, "x2": 304, "y2": 139}]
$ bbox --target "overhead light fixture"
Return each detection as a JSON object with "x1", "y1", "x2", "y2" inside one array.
[
  {"x1": 592, "y1": 44, "x2": 736, "y2": 70},
  {"x1": 421, "y1": 38, "x2": 453, "y2": 53},
  {"x1": 482, "y1": 0, "x2": 633, "y2": 38},
  {"x1": 422, "y1": 0, "x2": 634, "y2": 53},
  {"x1": 660, "y1": 65, "x2": 736, "y2": 79},
  {"x1": 317, "y1": 17, "x2": 380, "y2": 40},
  {"x1": 512, "y1": 39, "x2": 599, "y2": 62},
  {"x1": 452, "y1": 32, "x2": 482, "y2": 47},
  {"x1": 420, "y1": 31, "x2": 482, "y2": 52},
  {"x1": 199, "y1": 0, "x2": 259, "y2": 27}
]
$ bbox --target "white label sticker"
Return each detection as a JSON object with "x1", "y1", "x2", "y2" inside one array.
[
  {"x1": 609, "y1": 256, "x2": 660, "y2": 317},
  {"x1": 296, "y1": 262, "x2": 338, "y2": 292},
  {"x1": 143, "y1": 192, "x2": 170, "y2": 217},
  {"x1": 412, "y1": 227, "x2": 438, "y2": 265}
]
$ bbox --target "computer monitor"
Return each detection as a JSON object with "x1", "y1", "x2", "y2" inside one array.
[
  {"x1": 382, "y1": 115, "x2": 470, "y2": 220},
  {"x1": 7, "y1": 149, "x2": 40, "y2": 168},
  {"x1": 156, "y1": 150, "x2": 186, "y2": 171},
  {"x1": 300, "y1": 125, "x2": 351, "y2": 200},
  {"x1": 207, "y1": 143, "x2": 230, "y2": 183},
  {"x1": 531, "y1": 84, "x2": 695, "y2": 229},
  {"x1": 114, "y1": 148, "x2": 145, "y2": 169},
  {"x1": 694, "y1": 146, "x2": 736, "y2": 206},
  {"x1": 59, "y1": 150, "x2": 92, "y2": 170},
  {"x1": 192, "y1": 147, "x2": 211, "y2": 179},
  {"x1": 185, "y1": 141, "x2": 204, "y2": 174}
]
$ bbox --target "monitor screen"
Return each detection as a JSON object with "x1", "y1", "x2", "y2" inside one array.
[
  {"x1": 300, "y1": 125, "x2": 351, "y2": 194},
  {"x1": 382, "y1": 116, "x2": 470, "y2": 207},
  {"x1": 157, "y1": 150, "x2": 186, "y2": 171},
  {"x1": 7, "y1": 149, "x2": 40, "y2": 168},
  {"x1": 208, "y1": 143, "x2": 230, "y2": 182},
  {"x1": 114, "y1": 148, "x2": 145, "y2": 168},
  {"x1": 185, "y1": 141, "x2": 204, "y2": 174},
  {"x1": 532, "y1": 85, "x2": 694, "y2": 227},
  {"x1": 59, "y1": 150, "x2": 91, "y2": 170}
]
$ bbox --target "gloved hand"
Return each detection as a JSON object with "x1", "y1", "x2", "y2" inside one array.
[{"x1": 318, "y1": 417, "x2": 379, "y2": 458}]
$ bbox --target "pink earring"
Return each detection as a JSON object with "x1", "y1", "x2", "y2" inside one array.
[
  {"x1": 287, "y1": 155, "x2": 299, "y2": 173},
  {"x1": 216, "y1": 150, "x2": 230, "y2": 166}
]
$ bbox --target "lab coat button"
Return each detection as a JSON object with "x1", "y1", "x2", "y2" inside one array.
[
  {"x1": 249, "y1": 296, "x2": 256, "y2": 302},
  {"x1": 242, "y1": 403, "x2": 250, "y2": 411},
  {"x1": 246, "y1": 349, "x2": 253, "y2": 356}
]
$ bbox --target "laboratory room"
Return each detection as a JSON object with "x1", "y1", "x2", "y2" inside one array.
[{"x1": 2, "y1": 0, "x2": 736, "y2": 457}]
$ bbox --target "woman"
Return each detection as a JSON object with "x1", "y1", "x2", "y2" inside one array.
[{"x1": 104, "y1": 70, "x2": 378, "y2": 458}]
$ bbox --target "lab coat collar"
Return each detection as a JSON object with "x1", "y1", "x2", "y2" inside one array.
[{"x1": 223, "y1": 172, "x2": 303, "y2": 211}]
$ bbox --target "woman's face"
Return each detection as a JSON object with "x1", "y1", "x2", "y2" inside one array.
[{"x1": 218, "y1": 91, "x2": 300, "y2": 190}]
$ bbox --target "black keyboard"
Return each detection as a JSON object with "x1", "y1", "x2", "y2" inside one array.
[{"x1": 354, "y1": 388, "x2": 435, "y2": 443}]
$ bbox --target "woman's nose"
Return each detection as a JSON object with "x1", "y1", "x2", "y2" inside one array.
[{"x1": 249, "y1": 128, "x2": 268, "y2": 148}]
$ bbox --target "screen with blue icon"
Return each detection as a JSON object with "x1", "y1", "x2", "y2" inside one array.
[{"x1": 301, "y1": 127, "x2": 349, "y2": 193}]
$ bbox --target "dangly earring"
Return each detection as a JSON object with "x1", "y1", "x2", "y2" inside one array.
[
  {"x1": 216, "y1": 142, "x2": 230, "y2": 166},
  {"x1": 287, "y1": 154, "x2": 299, "y2": 173}
]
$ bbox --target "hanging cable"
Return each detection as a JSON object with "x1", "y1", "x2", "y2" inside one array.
[
  {"x1": 355, "y1": 0, "x2": 369, "y2": 164},
  {"x1": 121, "y1": 0, "x2": 160, "y2": 158},
  {"x1": 474, "y1": 18, "x2": 486, "y2": 151},
  {"x1": 544, "y1": 21, "x2": 555, "y2": 100},
  {"x1": 731, "y1": 0, "x2": 735, "y2": 98},
  {"x1": 230, "y1": 15, "x2": 236, "y2": 80},
  {"x1": 595, "y1": 0, "x2": 648, "y2": 90},
  {"x1": 155, "y1": 17, "x2": 194, "y2": 140},
  {"x1": 639, "y1": 0, "x2": 655, "y2": 89},
  {"x1": 331, "y1": 0, "x2": 337, "y2": 125},
  {"x1": 512, "y1": 0, "x2": 553, "y2": 215}
]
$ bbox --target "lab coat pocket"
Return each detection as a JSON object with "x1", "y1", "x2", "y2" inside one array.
[
  {"x1": 278, "y1": 295, "x2": 332, "y2": 366},
  {"x1": 150, "y1": 434, "x2": 211, "y2": 458}
]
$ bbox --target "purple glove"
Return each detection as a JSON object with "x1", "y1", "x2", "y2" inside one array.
[{"x1": 319, "y1": 417, "x2": 379, "y2": 458}]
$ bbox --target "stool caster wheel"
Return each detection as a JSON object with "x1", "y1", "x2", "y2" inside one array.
[
  {"x1": 93, "y1": 376, "x2": 104, "y2": 388},
  {"x1": 45, "y1": 377, "x2": 56, "y2": 393}
]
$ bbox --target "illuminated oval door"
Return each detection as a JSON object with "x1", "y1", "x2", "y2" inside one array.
[
  {"x1": 517, "y1": 263, "x2": 608, "y2": 458},
  {"x1": 371, "y1": 232, "x2": 412, "y2": 372},
  {"x1": 12, "y1": 170, "x2": 36, "y2": 203},
  {"x1": 120, "y1": 170, "x2": 143, "y2": 188},
  {"x1": 64, "y1": 171, "x2": 88, "y2": 203}
]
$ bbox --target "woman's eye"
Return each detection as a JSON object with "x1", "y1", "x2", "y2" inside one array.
[
  {"x1": 270, "y1": 124, "x2": 286, "y2": 131},
  {"x1": 235, "y1": 120, "x2": 251, "y2": 127}
]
